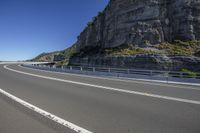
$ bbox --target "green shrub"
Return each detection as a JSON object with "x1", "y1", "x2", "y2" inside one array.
[
  {"x1": 154, "y1": 40, "x2": 200, "y2": 56},
  {"x1": 181, "y1": 68, "x2": 197, "y2": 78},
  {"x1": 55, "y1": 61, "x2": 68, "y2": 67},
  {"x1": 104, "y1": 47, "x2": 159, "y2": 56}
]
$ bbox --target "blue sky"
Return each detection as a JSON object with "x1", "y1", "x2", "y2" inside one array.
[{"x1": 0, "y1": 0, "x2": 109, "y2": 61}]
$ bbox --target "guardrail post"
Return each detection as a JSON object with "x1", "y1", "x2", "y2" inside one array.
[
  {"x1": 80, "y1": 67, "x2": 83, "y2": 71},
  {"x1": 180, "y1": 72, "x2": 183, "y2": 78},
  {"x1": 150, "y1": 70, "x2": 153, "y2": 76},
  {"x1": 108, "y1": 68, "x2": 111, "y2": 73},
  {"x1": 127, "y1": 69, "x2": 130, "y2": 74},
  {"x1": 70, "y1": 66, "x2": 72, "y2": 70},
  {"x1": 164, "y1": 72, "x2": 169, "y2": 83},
  {"x1": 93, "y1": 67, "x2": 95, "y2": 72}
]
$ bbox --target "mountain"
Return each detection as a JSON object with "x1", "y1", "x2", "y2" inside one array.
[{"x1": 33, "y1": 0, "x2": 200, "y2": 71}]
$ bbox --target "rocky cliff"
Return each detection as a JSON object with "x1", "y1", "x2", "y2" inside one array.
[
  {"x1": 69, "y1": 0, "x2": 200, "y2": 71},
  {"x1": 75, "y1": 0, "x2": 200, "y2": 52}
]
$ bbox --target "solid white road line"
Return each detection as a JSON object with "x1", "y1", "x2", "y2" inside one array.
[
  {"x1": 0, "y1": 62, "x2": 48, "y2": 65},
  {"x1": 20, "y1": 65, "x2": 200, "y2": 91},
  {"x1": 4, "y1": 65, "x2": 200, "y2": 105},
  {"x1": 0, "y1": 88, "x2": 92, "y2": 133}
]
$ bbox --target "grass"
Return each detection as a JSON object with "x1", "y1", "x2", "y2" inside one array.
[
  {"x1": 104, "y1": 46, "x2": 159, "y2": 56},
  {"x1": 32, "y1": 40, "x2": 200, "y2": 62},
  {"x1": 104, "y1": 40, "x2": 200, "y2": 56},
  {"x1": 154, "y1": 40, "x2": 200, "y2": 56}
]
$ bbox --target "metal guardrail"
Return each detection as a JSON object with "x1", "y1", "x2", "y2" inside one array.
[{"x1": 25, "y1": 64, "x2": 200, "y2": 80}]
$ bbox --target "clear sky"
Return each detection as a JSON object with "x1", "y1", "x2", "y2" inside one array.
[{"x1": 0, "y1": 0, "x2": 109, "y2": 61}]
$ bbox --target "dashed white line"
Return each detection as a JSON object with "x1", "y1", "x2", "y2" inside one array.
[
  {"x1": 0, "y1": 88, "x2": 92, "y2": 133},
  {"x1": 4, "y1": 65, "x2": 200, "y2": 105}
]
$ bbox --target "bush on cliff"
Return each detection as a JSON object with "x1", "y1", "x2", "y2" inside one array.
[
  {"x1": 181, "y1": 68, "x2": 197, "y2": 78},
  {"x1": 105, "y1": 45, "x2": 159, "y2": 56},
  {"x1": 154, "y1": 40, "x2": 200, "y2": 56}
]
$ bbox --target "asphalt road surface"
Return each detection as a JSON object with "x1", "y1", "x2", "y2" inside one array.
[{"x1": 0, "y1": 64, "x2": 200, "y2": 133}]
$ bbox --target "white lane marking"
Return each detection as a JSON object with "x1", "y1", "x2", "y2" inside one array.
[
  {"x1": 20, "y1": 65, "x2": 200, "y2": 91},
  {"x1": 4, "y1": 65, "x2": 200, "y2": 105},
  {"x1": 0, "y1": 62, "x2": 48, "y2": 65},
  {"x1": 0, "y1": 88, "x2": 92, "y2": 133}
]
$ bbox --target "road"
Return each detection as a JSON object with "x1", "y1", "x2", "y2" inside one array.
[{"x1": 0, "y1": 64, "x2": 200, "y2": 133}]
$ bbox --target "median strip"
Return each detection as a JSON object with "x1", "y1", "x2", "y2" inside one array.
[{"x1": 4, "y1": 65, "x2": 200, "y2": 105}]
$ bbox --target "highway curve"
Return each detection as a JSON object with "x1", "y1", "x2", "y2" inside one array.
[{"x1": 0, "y1": 64, "x2": 200, "y2": 133}]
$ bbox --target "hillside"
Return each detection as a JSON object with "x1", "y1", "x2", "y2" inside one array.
[
  {"x1": 33, "y1": 0, "x2": 200, "y2": 71},
  {"x1": 31, "y1": 45, "x2": 76, "y2": 63}
]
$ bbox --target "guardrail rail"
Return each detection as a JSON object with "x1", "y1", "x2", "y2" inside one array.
[{"x1": 22, "y1": 64, "x2": 200, "y2": 84}]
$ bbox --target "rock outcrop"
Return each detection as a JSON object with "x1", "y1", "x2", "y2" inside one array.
[
  {"x1": 75, "y1": 0, "x2": 200, "y2": 52},
  {"x1": 69, "y1": 0, "x2": 200, "y2": 71},
  {"x1": 31, "y1": 52, "x2": 64, "y2": 62},
  {"x1": 72, "y1": 55, "x2": 200, "y2": 71},
  {"x1": 31, "y1": 45, "x2": 76, "y2": 62}
]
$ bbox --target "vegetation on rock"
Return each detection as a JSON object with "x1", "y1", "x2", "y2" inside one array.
[
  {"x1": 104, "y1": 46, "x2": 158, "y2": 56},
  {"x1": 155, "y1": 40, "x2": 200, "y2": 56},
  {"x1": 103, "y1": 40, "x2": 200, "y2": 56},
  {"x1": 31, "y1": 44, "x2": 76, "y2": 63}
]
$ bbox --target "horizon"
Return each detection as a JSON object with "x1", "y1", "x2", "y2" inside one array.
[{"x1": 0, "y1": 0, "x2": 109, "y2": 61}]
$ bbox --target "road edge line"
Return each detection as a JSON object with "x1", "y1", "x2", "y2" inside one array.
[
  {"x1": 4, "y1": 65, "x2": 200, "y2": 105},
  {"x1": 20, "y1": 65, "x2": 200, "y2": 90},
  {"x1": 0, "y1": 88, "x2": 92, "y2": 133}
]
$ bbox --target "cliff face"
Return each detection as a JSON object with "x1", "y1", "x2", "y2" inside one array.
[
  {"x1": 68, "y1": 0, "x2": 200, "y2": 71},
  {"x1": 75, "y1": 0, "x2": 200, "y2": 52},
  {"x1": 33, "y1": 0, "x2": 200, "y2": 71}
]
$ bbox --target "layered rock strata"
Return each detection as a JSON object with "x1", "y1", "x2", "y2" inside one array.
[
  {"x1": 75, "y1": 0, "x2": 200, "y2": 52},
  {"x1": 68, "y1": 0, "x2": 200, "y2": 71}
]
